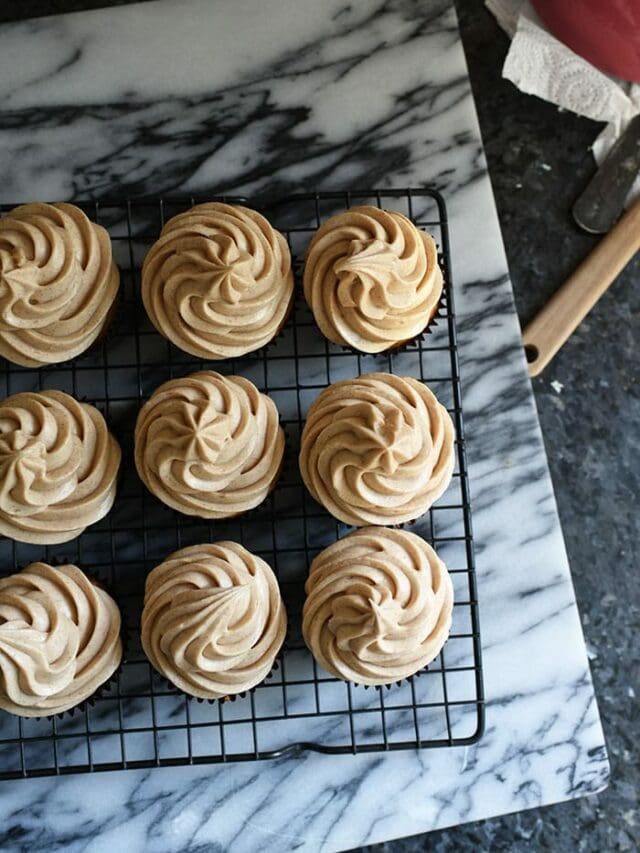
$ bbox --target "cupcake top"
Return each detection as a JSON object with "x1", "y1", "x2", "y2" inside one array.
[
  {"x1": 135, "y1": 371, "x2": 284, "y2": 519},
  {"x1": 302, "y1": 527, "x2": 453, "y2": 685},
  {"x1": 299, "y1": 372, "x2": 455, "y2": 526},
  {"x1": 0, "y1": 562, "x2": 122, "y2": 717},
  {"x1": 303, "y1": 206, "x2": 442, "y2": 353},
  {"x1": 0, "y1": 202, "x2": 120, "y2": 367},
  {"x1": 141, "y1": 203, "x2": 294, "y2": 359},
  {"x1": 0, "y1": 390, "x2": 121, "y2": 544},
  {"x1": 141, "y1": 542, "x2": 287, "y2": 699}
]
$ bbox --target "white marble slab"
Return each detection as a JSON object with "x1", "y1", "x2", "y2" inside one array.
[{"x1": 0, "y1": 0, "x2": 608, "y2": 850}]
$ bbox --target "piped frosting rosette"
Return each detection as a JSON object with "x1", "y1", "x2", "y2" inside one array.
[
  {"x1": 302, "y1": 527, "x2": 453, "y2": 686},
  {"x1": 0, "y1": 202, "x2": 120, "y2": 366},
  {"x1": 0, "y1": 390, "x2": 121, "y2": 544},
  {"x1": 0, "y1": 562, "x2": 123, "y2": 717},
  {"x1": 303, "y1": 206, "x2": 442, "y2": 352},
  {"x1": 141, "y1": 203, "x2": 294, "y2": 359},
  {"x1": 141, "y1": 542, "x2": 287, "y2": 700},
  {"x1": 134, "y1": 371, "x2": 284, "y2": 519},
  {"x1": 299, "y1": 373, "x2": 455, "y2": 526}
]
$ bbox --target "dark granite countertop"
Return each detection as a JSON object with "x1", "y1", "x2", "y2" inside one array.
[{"x1": 0, "y1": 2, "x2": 637, "y2": 851}]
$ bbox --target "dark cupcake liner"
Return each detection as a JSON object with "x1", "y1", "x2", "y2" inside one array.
[
  {"x1": 0, "y1": 290, "x2": 122, "y2": 372},
  {"x1": 132, "y1": 378, "x2": 291, "y2": 529},
  {"x1": 333, "y1": 287, "x2": 447, "y2": 360},
  {"x1": 309, "y1": 642, "x2": 449, "y2": 694},
  {"x1": 0, "y1": 395, "x2": 122, "y2": 550},
  {"x1": 355, "y1": 616, "x2": 454, "y2": 692},
  {"x1": 4, "y1": 559, "x2": 131, "y2": 721},
  {"x1": 151, "y1": 626, "x2": 289, "y2": 707},
  {"x1": 293, "y1": 242, "x2": 448, "y2": 361},
  {"x1": 154, "y1": 280, "x2": 296, "y2": 369},
  {"x1": 291, "y1": 491, "x2": 431, "y2": 536},
  {"x1": 354, "y1": 658, "x2": 441, "y2": 693}
]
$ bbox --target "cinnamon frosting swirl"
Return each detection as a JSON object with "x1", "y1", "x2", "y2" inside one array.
[
  {"x1": 302, "y1": 527, "x2": 453, "y2": 685},
  {"x1": 299, "y1": 373, "x2": 455, "y2": 526},
  {"x1": 0, "y1": 202, "x2": 120, "y2": 367},
  {"x1": 135, "y1": 371, "x2": 284, "y2": 518},
  {"x1": 141, "y1": 542, "x2": 287, "y2": 699},
  {"x1": 0, "y1": 562, "x2": 122, "y2": 716},
  {"x1": 303, "y1": 206, "x2": 442, "y2": 352},
  {"x1": 141, "y1": 203, "x2": 294, "y2": 359},
  {"x1": 0, "y1": 390, "x2": 121, "y2": 544}
]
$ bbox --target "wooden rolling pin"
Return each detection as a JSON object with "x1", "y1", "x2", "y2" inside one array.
[{"x1": 523, "y1": 194, "x2": 640, "y2": 377}]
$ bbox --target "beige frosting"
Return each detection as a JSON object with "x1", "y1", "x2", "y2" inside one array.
[
  {"x1": 0, "y1": 562, "x2": 122, "y2": 716},
  {"x1": 141, "y1": 203, "x2": 294, "y2": 359},
  {"x1": 135, "y1": 371, "x2": 284, "y2": 519},
  {"x1": 299, "y1": 372, "x2": 455, "y2": 526},
  {"x1": 303, "y1": 527, "x2": 453, "y2": 685},
  {"x1": 0, "y1": 202, "x2": 120, "y2": 367},
  {"x1": 0, "y1": 390, "x2": 121, "y2": 544},
  {"x1": 303, "y1": 206, "x2": 442, "y2": 353},
  {"x1": 141, "y1": 542, "x2": 287, "y2": 699}
]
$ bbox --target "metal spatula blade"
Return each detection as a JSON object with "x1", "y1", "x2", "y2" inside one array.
[{"x1": 573, "y1": 114, "x2": 640, "y2": 234}]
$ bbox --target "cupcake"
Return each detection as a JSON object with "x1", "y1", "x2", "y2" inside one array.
[
  {"x1": 0, "y1": 202, "x2": 120, "y2": 367},
  {"x1": 134, "y1": 371, "x2": 284, "y2": 519},
  {"x1": 299, "y1": 372, "x2": 455, "y2": 526},
  {"x1": 141, "y1": 542, "x2": 287, "y2": 700},
  {"x1": 302, "y1": 527, "x2": 453, "y2": 686},
  {"x1": 0, "y1": 562, "x2": 123, "y2": 717},
  {"x1": 141, "y1": 203, "x2": 294, "y2": 359},
  {"x1": 303, "y1": 206, "x2": 442, "y2": 353},
  {"x1": 0, "y1": 390, "x2": 121, "y2": 544}
]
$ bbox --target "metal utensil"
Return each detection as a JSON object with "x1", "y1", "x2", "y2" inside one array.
[
  {"x1": 523, "y1": 117, "x2": 640, "y2": 376},
  {"x1": 573, "y1": 114, "x2": 640, "y2": 234}
]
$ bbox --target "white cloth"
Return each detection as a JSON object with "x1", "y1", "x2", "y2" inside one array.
[{"x1": 486, "y1": 0, "x2": 640, "y2": 202}]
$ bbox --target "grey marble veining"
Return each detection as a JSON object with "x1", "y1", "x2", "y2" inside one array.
[{"x1": 0, "y1": 1, "x2": 607, "y2": 850}]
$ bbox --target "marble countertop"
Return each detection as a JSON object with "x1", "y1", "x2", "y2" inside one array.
[{"x1": 0, "y1": 1, "x2": 610, "y2": 850}]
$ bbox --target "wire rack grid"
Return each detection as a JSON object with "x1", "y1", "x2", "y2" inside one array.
[{"x1": 0, "y1": 188, "x2": 484, "y2": 779}]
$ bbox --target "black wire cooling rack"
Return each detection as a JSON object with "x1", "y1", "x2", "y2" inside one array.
[{"x1": 0, "y1": 188, "x2": 484, "y2": 779}]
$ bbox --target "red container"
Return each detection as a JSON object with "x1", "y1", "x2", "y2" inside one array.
[{"x1": 532, "y1": 0, "x2": 640, "y2": 82}]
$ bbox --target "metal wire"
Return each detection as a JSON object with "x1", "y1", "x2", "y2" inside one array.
[{"x1": 0, "y1": 189, "x2": 484, "y2": 778}]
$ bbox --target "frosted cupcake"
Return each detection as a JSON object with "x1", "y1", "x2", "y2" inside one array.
[
  {"x1": 303, "y1": 206, "x2": 442, "y2": 352},
  {"x1": 0, "y1": 562, "x2": 123, "y2": 717},
  {"x1": 141, "y1": 542, "x2": 287, "y2": 700},
  {"x1": 0, "y1": 202, "x2": 120, "y2": 366},
  {"x1": 134, "y1": 371, "x2": 284, "y2": 519},
  {"x1": 303, "y1": 528, "x2": 453, "y2": 685},
  {"x1": 0, "y1": 390, "x2": 121, "y2": 544},
  {"x1": 299, "y1": 372, "x2": 455, "y2": 526},
  {"x1": 141, "y1": 203, "x2": 294, "y2": 359}
]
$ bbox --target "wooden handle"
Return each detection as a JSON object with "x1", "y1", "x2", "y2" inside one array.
[{"x1": 523, "y1": 195, "x2": 640, "y2": 376}]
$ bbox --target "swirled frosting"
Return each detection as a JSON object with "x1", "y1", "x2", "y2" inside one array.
[
  {"x1": 141, "y1": 542, "x2": 287, "y2": 699},
  {"x1": 302, "y1": 527, "x2": 453, "y2": 685},
  {"x1": 0, "y1": 390, "x2": 121, "y2": 544},
  {"x1": 303, "y1": 206, "x2": 442, "y2": 352},
  {"x1": 141, "y1": 203, "x2": 294, "y2": 359},
  {"x1": 0, "y1": 562, "x2": 122, "y2": 716},
  {"x1": 135, "y1": 371, "x2": 284, "y2": 518},
  {"x1": 0, "y1": 202, "x2": 120, "y2": 367},
  {"x1": 299, "y1": 372, "x2": 455, "y2": 526}
]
